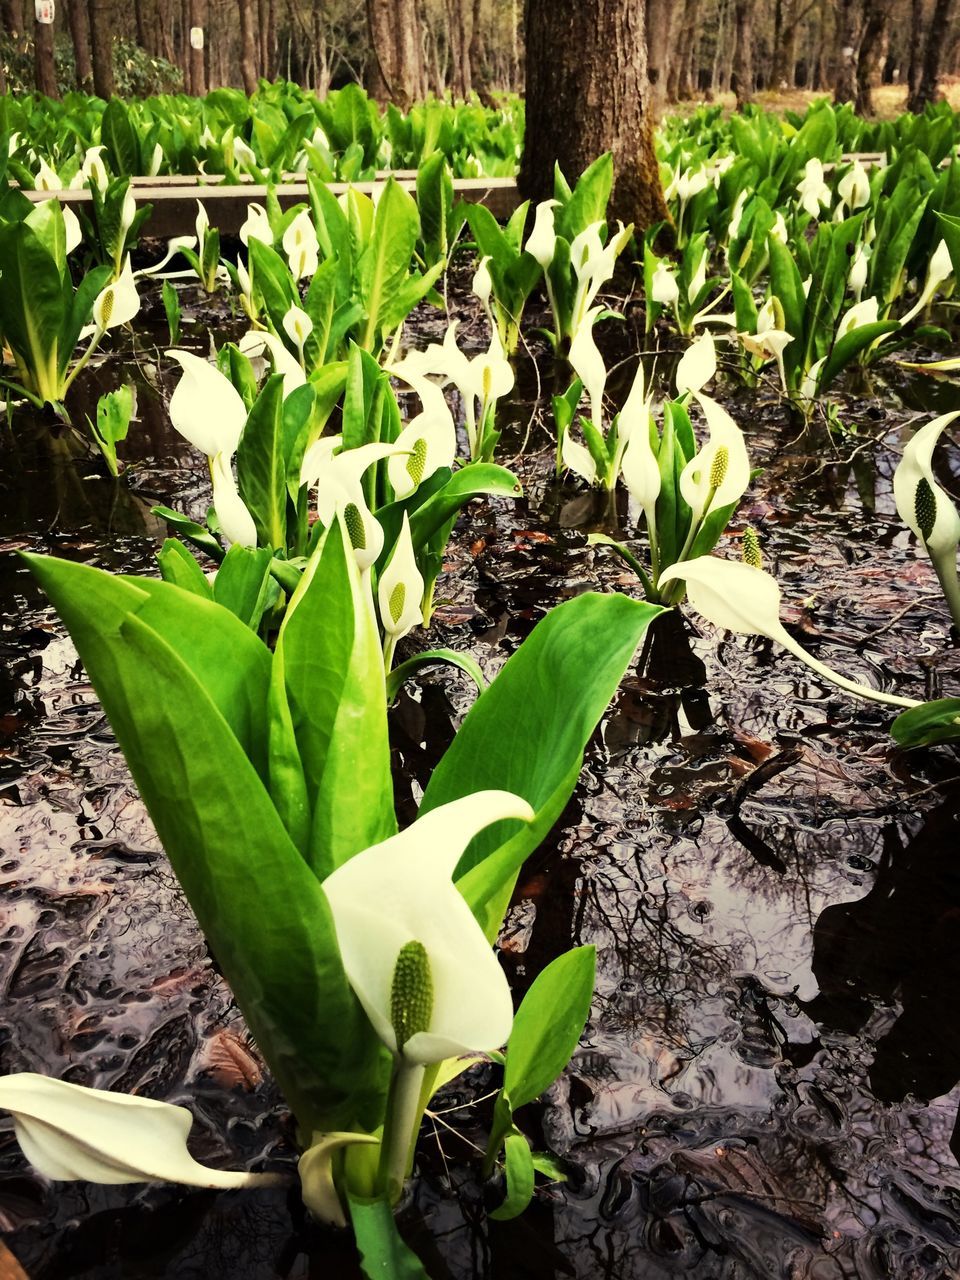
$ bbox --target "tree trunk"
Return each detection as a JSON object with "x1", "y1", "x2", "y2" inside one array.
[
  {"x1": 520, "y1": 0, "x2": 670, "y2": 232},
  {"x1": 856, "y1": 0, "x2": 894, "y2": 112},
  {"x1": 2, "y1": 0, "x2": 25, "y2": 39},
  {"x1": 87, "y1": 0, "x2": 115, "y2": 98},
  {"x1": 239, "y1": 0, "x2": 258, "y2": 93},
  {"x1": 908, "y1": 0, "x2": 956, "y2": 109},
  {"x1": 188, "y1": 0, "x2": 207, "y2": 93},
  {"x1": 445, "y1": 0, "x2": 471, "y2": 97},
  {"x1": 834, "y1": 0, "x2": 862, "y2": 102},
  {"x1": 33, "y1": 7, "x2": 58, "y2": 96},
  {"x1": 365, "y1": 0, "x2": 426, "y2": 106},
  {"x1": 645, "y1": 0, "x2": 673, "y2": 110},
  {"x1": 907, "y1": 0, "x2": 925, "y2": 94},
  {"x1": 66, "y1": 0, "x2": 94, "y2": 91},
  {"x1": 732, "y1": 0, "x2": 754, "y2": 104}
]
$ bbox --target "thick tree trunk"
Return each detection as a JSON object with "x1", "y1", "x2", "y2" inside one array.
[
  {"x1": 2, "y1": 0, "x2": 24, "y2": 39},
  {"x1": 445, "y1": 0, "x2": 471, "y2": 98},
  {"x1": 732, "y1": 0, "x2": 754, "y2": 105},
  {"x1": 834, "y1": 0, "x2": 862, "y2": 102},
  {"x1": 365, "y1": 0, "x2": 425, "y2": 106},
  {"x1": 87, "y1": 0, "x2": 115, "y2": 98},
  {"x1": 239, "y1": 0, "x2": 258, "y2": 93},
  {"x1": 909, "y1": 0, "x2": 956, "y2": 109},
  {"x1": 645, "y1": 0, "x2": 673, "y2": 110},
  {"x1": 520, "y1": 0, "x2": 670, "y2": 232},
  {"x1": 66, "y1": 0, "x2": 94, "y2": 91},
  {"x1": 34, "y1": 8, "x2": 57, "y2": 96},
  {"x1": 856, "y1": 0, "x2": 894, "y2": 112}
]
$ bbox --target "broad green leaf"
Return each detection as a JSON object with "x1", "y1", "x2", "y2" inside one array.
[
  {"x1": 23, "y1": 553, "x2": 384, "y2": 1135},
  {"x1": 891, "y1": 697, "x2": 960, "y2": 748},
  {"x1": 237, "y1": 375, "x2": 287, "y2": 551},
  {"x1": 817, "y1": 321, "x2": 899, "y2": 392},
  {"x1": 212, "y1": 544, "x2": 277, "y2": 629},
  {"x1": 422, "y1": 592, "x2": 664, "y2": 939},
  {"x1": 504, "y1": 947, "x2": 595, "y2": 1111},
  {"x1": 277, "y1": 518, "x2": 396, "y2": 876}
]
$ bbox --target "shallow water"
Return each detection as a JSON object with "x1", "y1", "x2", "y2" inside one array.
[{"x1": 2, "y1": 282, "x2": 960, "y2": 1278}]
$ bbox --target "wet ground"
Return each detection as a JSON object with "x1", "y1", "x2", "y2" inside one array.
[{"x1": 2, "y1": 270, "x2": 960, "y2": 1279}]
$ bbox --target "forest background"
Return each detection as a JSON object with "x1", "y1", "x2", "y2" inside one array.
[{"x1": 5, "y1": 0, "x2": 959, "y2": 123}]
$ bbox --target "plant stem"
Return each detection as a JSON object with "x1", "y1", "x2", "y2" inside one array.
[
  {"x1": 776, "y1": 630, "x2": 920, "y2": 710},
  {"x1": 932, "y1": 549, "x2": 960, "y2": 632},
  {"x1": 382, "y1": 632, "x2": 398, "y2": 674},
  {"x1": 378, "y1": 1060, "x2": 425, "y2": 1204}
]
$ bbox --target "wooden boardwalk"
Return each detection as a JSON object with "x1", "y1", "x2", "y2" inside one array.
[{"x1": 22, "y1": 175, "x2": 522, "y2": 238}]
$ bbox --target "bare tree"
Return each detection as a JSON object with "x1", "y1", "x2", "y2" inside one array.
[
  {"x1": 909, "y1": 0, "x2": 956, "y2": 108},
  {"x1": 521, "y1": 0, "x2": 670, "y2": 232}
]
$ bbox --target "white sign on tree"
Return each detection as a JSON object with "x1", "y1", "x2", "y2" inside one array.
[
  {"x1": 35, "y1": 0, "x2": 54, "y2": 22},
  {"x1": 190, "y1": 27, "x2": 204, "y2": 50}
]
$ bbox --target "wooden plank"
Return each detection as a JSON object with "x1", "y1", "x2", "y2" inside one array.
[
  {"x1": 21, "y1": 176, "x2": 520, "y2": 236},
  {"x1": 126, "y1": 169, "x2": 421, "y2": 186}
]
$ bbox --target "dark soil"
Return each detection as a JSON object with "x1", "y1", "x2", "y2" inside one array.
[{"x1": 2, "y1": 272, "x2": 960, "y2": 1279}]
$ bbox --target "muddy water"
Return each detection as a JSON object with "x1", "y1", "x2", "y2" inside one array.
[{"x1": 2, "y1": 284, "x2": 960, "y2": 1278}]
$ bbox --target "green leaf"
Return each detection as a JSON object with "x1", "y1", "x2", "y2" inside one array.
[
  {"x1": 489, "y1": 1131, "x2": 536, "y2": 1221},
  {"x1": 359, "y1": 177, "x2": 421, "y2": 350},
  {"x1": 817, "y1": 320, "x2": 899, "y2": 392},
  {"x1": 406, "y1": 464, "x2": 523, "y2": 553},
  {"x1": 504, "y1": 947, "x2": 595, "y2": 1111},
  {"x1": 212, "y1": 544, "x2": 277, "y2": 629},
  {"x1": 162, "y1": 279, "x2": 181, "y2": 346},
  {"x1": 422, "y1": 592, "x2": 664, "y2": 939},
  {"x1": 891, "y1": 697, "x2": 960, "y2": 748},
  {"x1": 237, "y1": 375, "x2": 287, "y2": 551},
  {"x1": 157, "y1": 538, "x2": 214, "y2": 598},
  {"x1": 151, "y1": 506, "x2": 224, "y2": 562},
  {"x1": 101, "y1": 99, "x2": 139, "y2": 176},
  {"x1": 276, "y1": 518, "x2": 396, "y2": 877},
  {"x1": 22, "y1": 553, "x2": 384, "y2": 1136},
  {"x1": 348, "y1": 1194, "x2": 428, "y2": 1280},
  {"x1": 385, "y1": 648, "x2": 486, "y2": 704}
]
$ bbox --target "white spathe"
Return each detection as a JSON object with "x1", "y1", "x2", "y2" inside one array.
[
  {"x1": 893, "y1": 410, "x2": 960, "y2": 556},
  {"x1": 166, "y1": 350, "x2": 248, "y2": 459},
  {"x1": 238, "y1": 330, "x2": 307, "y2": 397},
  {"x1": 675, "y1": 332, "x2": 717, "y2": 396},
  {"x1": 0, "y1": 1074, "x2": 285, "y2": 1190},
  {"x1": 568, "y1": 308, "x2": 607, "y2": 427},
  {"x1": 619, "y1": 364, "x2": 660, "y2": 510},
  {"x1": 650, "y1": 260, "x2": 680, "y2": 308},
  {"x1": 283, "y1": 209, "x2": 319, "y2": 280},
  {"x1": 240, "y1": 202, "x2": 273, "y2": 247},
  {"x1": 525, "y1": 199, "x2": 560, "y2": 269},
  {"x1": 92, "y1": 259, "x2": 141, "y2": 333},
  {"x1": 679, "y1": 393, "x2": 751, "y2": 523},
  {"x1": 378, "y1": 512, "x2": 425, "y2": 637},
  {"x1": 211, "y1": 452, "x2": 258, "y2": 548},
  {"x1": 658, "y1": 555, "x2": 919, "y2": 708},
  {"x1": 796, "y1": 158, "x2": 831, "y2": 219},
  {"x1": 322, "y1": 791, "x2": 534, "y2": 1064}
]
